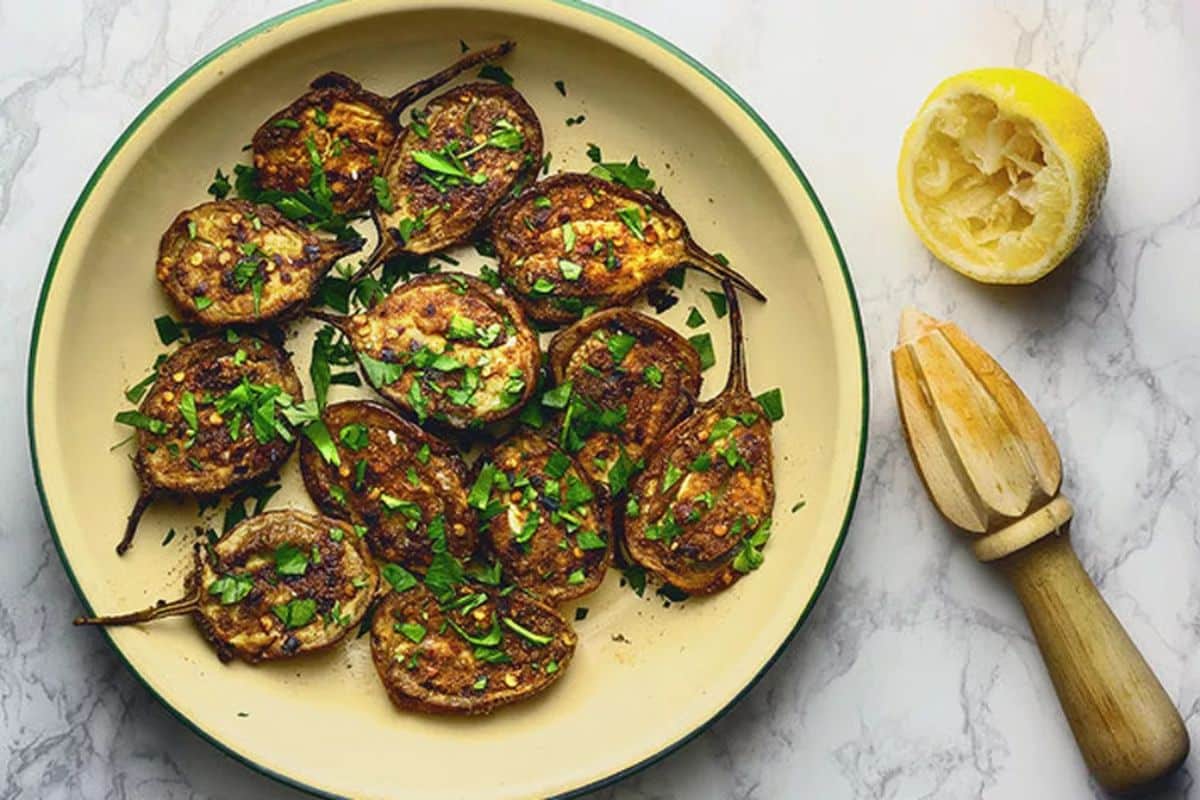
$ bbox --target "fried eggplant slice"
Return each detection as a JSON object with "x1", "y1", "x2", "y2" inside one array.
[
  {"x1": 474, "y1": 431, "x2": 608, "y2": 603},
  {"x1": 369, "y1": 81, "x2": 543, "y2": 260},
  {"x1": 546, "y1": 308, "x2": 702, "y2": 493},
  {"x1": 624, "y1": 282, "x2": 775, "y2": 595},
  {"x1": 299, "y1": 400, "x2": 476, "y2": 570},
  {"x1": 77, "y1": 510, "x2": 379, "y2": 664},
  {"x1": 119, "y1": 336, "x2": 303, "y2": 554},
  {"x1": 492, "y1": 173, "x2": 765, "y2": 325},
  {"x1": 251, "y1": 43, "x2": 515, "y2": 215},
  {"x1": 156, "y1": 199, "x2": 361, "y2": 326},
  {"x1": 371, "y1": 582, "x2": 576, "y2": 714},
  {"x1": 315, "y1": 273, "x2": 540, "y2": 428}
]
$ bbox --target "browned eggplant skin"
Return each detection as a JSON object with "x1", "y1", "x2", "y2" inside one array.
[
  {"x1": 299, "y1": 400, "x2": 476, "y2": 571},
  {"x1": 494, "y1": 173, "x2": 727, "y2": 324},
  {"x1": 156, "y1": 199, "x2": 360, "y2": 326},
  {"x1": 623, "y1": 396, "x2": 774, "y2": 595},
  {"x1": 371, "y1": 582, "x2": 576, "y2": 714},
  {"x1": 547, "y1": 308, "x2": 702, "y2": 491},
  {"x1": 623, "y1": 283, "x2": 774, "y2": 595},
  {"x1": 341, "y1": 272, "x2": 541, "y2": 428},
  {"x1": 476, "y1": 431, "x2": 608, "y2": 604},
  {"x1": 134, "y1": 337, "x2": 302, "y2": 497},
  {"x1": 374, "y1": 82, "x2": 544, "y2": 256},
  {"x1": 252, "y1": 72, "x2": 395, "y2": 215},
  {"x1": 194, "y1": 510, "x2": 379, "y2": 663}
]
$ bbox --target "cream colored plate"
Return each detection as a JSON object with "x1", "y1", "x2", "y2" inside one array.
[{"x1": 28, "y1": 2, "x2": 867, "y2": 797}]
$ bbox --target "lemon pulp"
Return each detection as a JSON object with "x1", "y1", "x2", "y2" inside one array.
[{"x1": 898, "y1": 69, "x2": 1109, "y2": 284}]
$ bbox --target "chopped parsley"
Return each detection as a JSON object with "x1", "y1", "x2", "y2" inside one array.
[
  {"x1": 589, "y1": 155, "x2": 655, "y2": 191},
  {"x1": 372, "y1": 175, "x2": 395, "y2": 212},
  {"x1": 478, "y1": 64, "x2": 514, "y2": 86},
  {"x1": 114, "y1": 410, "x2": 167, "y2": 435},
  {"x1": 755, "y1": 388, "x2": 785, "y2": 421},
  {"x1": 274, "y1": 543, "x2": 309, "y2": 576},
  {"x1": 558, "y1": 259, "x2": 583, "y2": 281},
  {"x1": 397, "y1": 622, "x2": 427, "y2": 643},
  {"x1": 616, "y1": 206, "x2": 645, "y2": 240},
  {"x1": 208, "y1": 574, "x2": 253, "y2": 605},
  {"x1": 703, "y1": 289, "x2": 728, "y2": 318},
  {"x1": 688, "y1": 333, "x2": 716, "y2": 371},
  {"x1": 272, "y1": 598, "x2": 318, "y2": 629},
  {"x1": 207, "y1": 168, "x2": 231, "y2": 199},
  {"x1": 338, "y1": 423, "x2": 369, "y2": 451},
  {"x1": 642, "y1": 364, "x2": 663, "y2": 388},
  {"x1": 606, "y1": 332, "x2": 637, "y2": 364},
  {"x1": 382, "y1": 563, "x2": 419, "y2": 593}
]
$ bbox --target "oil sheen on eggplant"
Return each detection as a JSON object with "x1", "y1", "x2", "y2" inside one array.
[
  {"x1": 371, "y1": 581, "x2": 576, "y2": 714},
  {"x1": 624, "y1": 282, "x2": 775, "y2": 595},
  {"x1": 474, "y1": 430, "x2": 608, "y2": 603},
  {"x1": 120, "y1": 336, "x2": 303, "y2": 554},
  {"x1": 251, "y1": 43, "x2": 515, "y2": 215},
  {"x1": 371, "y1": 81, "x2": 543, "y2": 259},
  {"x1": 78, "y1": 510, "x2": 378, "y2": 664},
  {"x1": 492, "y1": 173, "x2": 765, "y2": 325},
  {"x1": 546, "y1": 308, "x2": 702, "y2": 494},
  {"x1": 316, "y1": 273, "x2": 540, "y2": 428},
  {"x1": 157, "y1": 199, "x2": 361, "y2": 326},
  {"x1": 299, "y1": 400, "x2": 476, "y2": 571}
]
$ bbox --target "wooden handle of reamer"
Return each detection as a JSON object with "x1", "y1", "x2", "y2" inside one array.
[{"x1": 996, "y1": 523, "x2": 1188, "y2": 794}]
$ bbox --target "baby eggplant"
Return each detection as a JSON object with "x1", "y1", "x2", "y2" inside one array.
[
  {"x1": 368, "y1": 81, "x2": 543, "y2": 261},
  {"x1": 252, "y1": 42, "x2": 515, "y2": 215},
  {"x1": 156, "y1": 199, "x2": 361, "y2": 326},
  {"x1": 77, "y1": 510, "x2": 379, "y2": 664},
  {"x1": 371, "y1": 581, "x2": 576, "y2": 714},
  {"x1": 545, "y1": 308, "x2": 702, "y2": 494},
  {"x1": 117, "y1": 336, "x2": 303, "y2": 555},
  {"x1": 313, "y1": 273, "x2": 540, "y2": 428},
  {"x1": 299, "y1": 400, "x2": 476, "y2": 571},
  {"x1": 473, "y1": 430, "x2": 608, "y2": 603},
  {"x1": 623, "y1": 282, "x2": 775, "y2": 595},
  {"x1": 492, "y1": 173, "x2": 765, "y2": 325}
]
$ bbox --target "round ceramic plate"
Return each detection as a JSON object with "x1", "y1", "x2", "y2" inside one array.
[{"x1": 28, "y1": 2, "x2": 866, "y2": 798}]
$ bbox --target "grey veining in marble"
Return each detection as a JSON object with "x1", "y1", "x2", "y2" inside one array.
[{"x1": 4, "y1": 1, "x2": 1199, "y2": 798}]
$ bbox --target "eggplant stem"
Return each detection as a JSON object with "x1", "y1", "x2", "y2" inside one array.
[
  {"x1": 350, "y1": 239, "x2": 392, "y2": 282},
  {"x1": 722, "y1": 279, "x2": 749, "y2": 396},
  {"x1": 387, "y1": 41, "x2": 516, "y2": 114},
  {"x1": 329, "y1": 236, "x2": 367, "y2": 259},
  {"x1": 74, "y1": 585, "x2": 202, "y2": 627},
  {"x1": 685, "y1": 244, "x2": 766, "y2": 303},
  {"x1": 116, "y1": 490, "x2": 155, "y2": 556},
  {"x1": 308, "y1": 309, "x2": 351, "y2": 333}
]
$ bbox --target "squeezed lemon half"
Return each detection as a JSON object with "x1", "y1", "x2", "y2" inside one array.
[{"x1": 898, "y1": 68, "x2": 1109, "y2": 284}]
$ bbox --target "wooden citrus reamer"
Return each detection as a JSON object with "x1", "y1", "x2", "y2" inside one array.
[{"x1": 892, "y1": 309, "x2": 1188, "y2": 794}]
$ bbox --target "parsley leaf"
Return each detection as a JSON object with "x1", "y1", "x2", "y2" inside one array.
[
  {"x1": 688, "y1": 333, "x2": 716, "y2": 371},
  {"x1": 755, "y1": 388, "x2": 785, "y2": 422}
]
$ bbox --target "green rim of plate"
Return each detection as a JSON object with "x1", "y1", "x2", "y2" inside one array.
[{"x1": 25, "y1": 1, "x2": 869, "y2": 797}]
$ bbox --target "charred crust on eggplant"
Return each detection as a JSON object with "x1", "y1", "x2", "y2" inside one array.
[
  {"x1": 370, "y1": 81, "x2": 544, "y2": 260},
  {"x1": 156, "y1": 199, "x2": 361, "y2": 326},
  {"x1": 314, "y1": 272, "x2": 540, "y2": 428},
  {"x1": 474, "y1": 430, "x2": 608, "y2": 603},
  {"x1": 119, "y1": 336, "x2": 303, "y2": 554},
  {"x1": 370, "y1": 582, "x2": 575, "y2": 714},
  {"x1": 546, "y1": 308, "x2": 703, "y2": 493},
  {"x1": 492, "y1": 173, "x2": 765, "y2": 325},
  {"x1": 299, "y1": 400, "x2": 476, "y2": 570},
  {"x1": 251, "y1": 43, "x2": 516, "y2": 216},
  {"x1": 252, "y1": 73, "x2": 395, "y2": 215},
  {"x1": 624, "y1": 283, "x2": 775, "y2": 595},
  {"x1": 80, "y1": 510, "x2": 379, "y2": 664}
]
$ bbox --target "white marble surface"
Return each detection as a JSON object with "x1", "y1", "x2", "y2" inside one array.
[{"x1": 4, "y1": 1, "x2": 1200, "y2": 798}]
